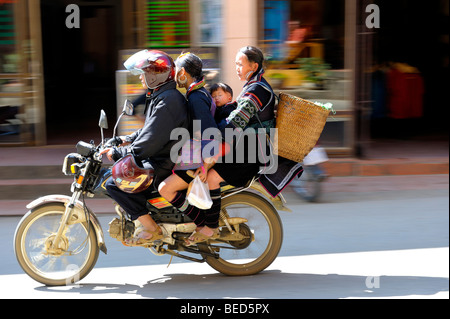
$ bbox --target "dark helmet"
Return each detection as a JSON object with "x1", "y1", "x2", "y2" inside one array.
[
  {"x1": 124, "y1": 49, "x2": 175, "y2": 89},
  {"x1": 112, "y1": 155, "x2": 154, "y2": 193}
]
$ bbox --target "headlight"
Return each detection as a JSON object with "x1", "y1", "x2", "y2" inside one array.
[
  {"x1": 62, "y1": 153, "x2": 83, "y2": 176},
  {"x1": 77, "y1": 141, "x2": 96, "y2": 157}
]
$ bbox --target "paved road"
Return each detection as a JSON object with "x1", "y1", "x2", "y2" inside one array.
[{"x1": 0, "y1": 175, "x2": 448, "y2": 302}]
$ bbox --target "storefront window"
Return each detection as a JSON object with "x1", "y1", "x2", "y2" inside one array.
[
  {"x1": 1, "y1": 2, "x2": 21, "y2": 144},
  {"x1": 1, "y1": 1, "x2": 45, "y2": 145},
  {"x1": 0, "y1": 3, "x2": 17, "y2": 72},
  {"x1": 198, "y1": 0, "x2": 222, "y2": 45},
  {"x1": 262, "y1": 0, "x2": 353, "y2": 155},
  {"x1": 145, "y1": 0, "x2": 190, "y2": 48}
]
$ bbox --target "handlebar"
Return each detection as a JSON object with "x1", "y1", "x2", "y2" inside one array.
[
  {"x1": 77, "y1": 136, "x2": 127, "y2": 163},
  {"x1": 105, "y1": 136, "x2": 123, "y2": 148}
]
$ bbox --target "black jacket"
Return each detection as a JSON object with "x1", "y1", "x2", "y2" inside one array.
[
  {"x1": 113, "y1": 81, "x2": 188, "y2": 174},
  {"x1": 186, "y1": 86, "x2": 217, "y2": 138}
]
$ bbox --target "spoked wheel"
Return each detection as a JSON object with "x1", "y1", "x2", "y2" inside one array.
[
  {"x1": 14, "y1": 204, "x2": 99, "y2": 286},
  {"x1": 201, "y1": 191, "x2": 283, "y2": 276}
]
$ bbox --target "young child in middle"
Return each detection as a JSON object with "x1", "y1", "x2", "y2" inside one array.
[{"x1": 209, "y1": 82, "x2": 237, "y2": 126}]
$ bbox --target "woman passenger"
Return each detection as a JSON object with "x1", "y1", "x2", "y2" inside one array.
[
  {"x1": 185, "y1": 46, "x2": 277, "y2": 245},
  {"x1": 158, "y1": 52, "x2": 219, "y2": 233}
]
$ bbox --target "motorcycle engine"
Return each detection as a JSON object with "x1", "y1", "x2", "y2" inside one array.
[{"x1": 108, "y1": 218, "x2": 135, "y2": 241}]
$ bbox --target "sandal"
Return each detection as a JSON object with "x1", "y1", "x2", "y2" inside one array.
[
  {"x1": 185, "y1": 228, "x2": 220, "y2": 247},
  {"x1": 123, "y1": 226, "x2": 164, "y2": 247}
]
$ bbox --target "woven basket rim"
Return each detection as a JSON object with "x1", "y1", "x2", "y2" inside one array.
[
  {"x1": 278, "y1": 93, "x2": 331, "y2": 116},
  {"x1": 279, "y1": 92, "x2": 324, "y2": 106},
  {"x1": 275, "y1": 92, "x2": 330, "y2": 162}
]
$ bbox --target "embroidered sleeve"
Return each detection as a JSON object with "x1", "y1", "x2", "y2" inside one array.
[{"x1": 228, "y1": 91, "x2": 263, "y2": 130}]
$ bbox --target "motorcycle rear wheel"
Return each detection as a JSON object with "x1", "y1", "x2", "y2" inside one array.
[
  {"x1": 202, "y1": 191, "x2": 283, "y2": 276},
  {"x1": 14, "y1": 203, "x2": 99, "y2": 286}
]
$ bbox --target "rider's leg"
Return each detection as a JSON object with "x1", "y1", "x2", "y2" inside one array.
[
  {"x1": 187, "y1": 169, "x2": 224, "y2": 241},
  {"x1": 205, "y1": 168, "x2": 223, "y2": 189},
  {"x1": 158, "y1": 173, "x2": 206, "y2": 227},
  {"x1": 158, "y1": 173, "x2": 188, "y2": 202},
  {"x1": 204, "y1": 188, "x2": 221, "y2": 229},
  {"x1": 105, "y1": 178, "x2": 161, "y2": 240},
  {"x1": 136, "y1": 214, "x2": 162, "y2": 240}
]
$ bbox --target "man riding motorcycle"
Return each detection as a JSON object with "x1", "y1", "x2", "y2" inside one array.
[{"x1": 101, "y1": 49, "x2": 189, "y2": 246}]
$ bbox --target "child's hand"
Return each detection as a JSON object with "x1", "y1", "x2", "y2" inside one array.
[
  {"x1": 192, "y1": 158, "x2": 217, "y2": 183},
  {"x1": 194, "y1": 166, "x2": 207, "y2": 183}
]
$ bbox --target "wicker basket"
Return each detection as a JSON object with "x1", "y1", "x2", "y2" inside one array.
[{"x1": 274, "y1": 93, "x2": 330, "y2": 163}]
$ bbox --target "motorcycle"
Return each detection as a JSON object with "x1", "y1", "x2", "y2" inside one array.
[
  {"x1": 14, "y1": 100, "x2": 291, "y2": 286},
  {"x1": 290, "y1": 147, "x2": 329, "y2": 202}
]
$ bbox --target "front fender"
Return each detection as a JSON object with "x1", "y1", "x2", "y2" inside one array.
[{"x1": 27, "y1": 195, "x2": 107, "y2": 255}]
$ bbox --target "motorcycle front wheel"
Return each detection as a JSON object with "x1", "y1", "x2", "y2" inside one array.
[
  {"x1": 202, "y1": 191, "x2": 283, "y2": 276},
  {"x1": 14, "y1": 203, "x2": 99, "y2": 286}
]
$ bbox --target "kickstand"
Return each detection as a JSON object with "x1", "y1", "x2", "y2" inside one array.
[{"x1": 167, "y1": 255, "x2": 174, "y2": 268}]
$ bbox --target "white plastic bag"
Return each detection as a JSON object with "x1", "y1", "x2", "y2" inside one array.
[{"x1": 187, "y1": 176, "x2": 213, "y2": 210}]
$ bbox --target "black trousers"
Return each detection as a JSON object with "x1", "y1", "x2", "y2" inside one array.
[{"x1": 105, "y1": 170, "x2": 169, "y2": 220}]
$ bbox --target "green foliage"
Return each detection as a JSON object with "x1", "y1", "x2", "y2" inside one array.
[{"x1": 296, "y1": 57, "x2": 331, "y2": 83}]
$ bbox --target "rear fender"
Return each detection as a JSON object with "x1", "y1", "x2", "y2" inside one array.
[
  {"x1": 249, "y1": 182, "x2": 292, "y2": 213},
  {"x1": 26, "y1": 195, "x2": 107, "y2": 254}
]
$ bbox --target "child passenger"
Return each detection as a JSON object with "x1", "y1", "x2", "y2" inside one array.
[{"x1": 209, "y1": 83, "x2": 237, "y2": 125}]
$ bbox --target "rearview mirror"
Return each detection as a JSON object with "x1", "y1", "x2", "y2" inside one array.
[
  {"x1": 99, "y1": 109, "x2": 108, "y2": 147},
  {"x1": 123, "y1": 99, "x2": 134, "y2": 116},
  {"x1": 113, "y1": 100, "x2": 134, "y2": 139},
  {"x1": 99, "y1": 109, "x2": 108, "y2": 129}
]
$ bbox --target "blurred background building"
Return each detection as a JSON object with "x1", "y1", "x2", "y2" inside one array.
[{"x1": 0, "y1": 0, "x2": 448, "y2": 158}]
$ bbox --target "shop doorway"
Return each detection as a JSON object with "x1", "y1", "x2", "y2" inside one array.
[
  {"x1": 371, "y1": 0, "x2": 449, "y2": 139},
  {"x1": 40, "y1": 0, "x2": 121, "y2": 144}
]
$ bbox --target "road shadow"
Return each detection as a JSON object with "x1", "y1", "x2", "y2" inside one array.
[{"x1": 35, "y1": 270, "x2": 449, "y2": 299}]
